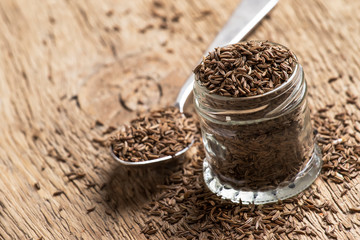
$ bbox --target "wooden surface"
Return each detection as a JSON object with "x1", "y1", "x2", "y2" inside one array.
[{"x1": 1, "y1": 0, "x2": 360, "y2": 239}]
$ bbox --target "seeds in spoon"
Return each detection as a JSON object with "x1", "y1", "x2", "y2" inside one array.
[{"x1": 109, "y1": 107, "x2": 196, "y2": 162}]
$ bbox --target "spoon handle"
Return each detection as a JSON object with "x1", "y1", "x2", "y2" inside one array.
[{"x1": 175, "y1": 0, "x2": 279, "y2": 112}]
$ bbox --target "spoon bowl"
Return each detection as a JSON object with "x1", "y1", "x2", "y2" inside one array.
[{"x1": 110, "y1": 140, "x2": 194, "y2": 167}]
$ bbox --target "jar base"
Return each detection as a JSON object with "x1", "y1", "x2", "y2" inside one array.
[{"x1": 203, "y1": 144, "x2": 322, "y2": 205}]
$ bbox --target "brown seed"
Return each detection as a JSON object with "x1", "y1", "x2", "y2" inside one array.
[
  {"x1": 328, "y1": 77, "x2": 338, "y2": 83},
  {"x1": 349, "y1": 207, "x2": 360, "y2": 213},
  {"x1": 68, "y1": 173, "x2": 86, "y2": 181},
  {"x1": 34, "y1": 182, "x2": 40, "y2": 190},
  {"x1": 53, "y1": 190, "x2": 64, "y2": 197},
  {"x1": 145, "y1": 228, "x2": 157, "y2": 235},
  {"x1": 106, "y1": 10, "x2": 114, "y2": 17},
  {"x1": 87, "y1": 206, "x2": 96, "y2": 213}
]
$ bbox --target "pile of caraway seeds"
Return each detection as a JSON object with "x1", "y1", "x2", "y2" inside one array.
[
  {"x1": 140, "y1": 109, "x2": 360, "y2": 239},
  {"x1": 109, "y1": 107, "x2": 196, "y2": 162},
  {"x1": 194, "y1": 41, "x2": 296, "y2": 97}
]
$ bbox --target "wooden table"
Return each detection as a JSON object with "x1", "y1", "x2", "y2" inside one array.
[{"x1": 1, "y1": 0, "x2": 360, "y2": 239}]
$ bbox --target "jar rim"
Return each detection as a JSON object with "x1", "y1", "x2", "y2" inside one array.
[
  {"x1": 195, "y1": 63, "x2": 299, "y2": 100},
  {"x1": 194, "y1": 41, "x2": 300, "y2": 101}
]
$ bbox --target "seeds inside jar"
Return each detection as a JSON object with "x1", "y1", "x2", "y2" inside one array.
[{"x1": 194, "y1": 40, "x2": 297, "y2": 97}]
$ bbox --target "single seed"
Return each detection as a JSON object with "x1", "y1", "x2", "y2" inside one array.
[
  {"x1": 87, "y1": 206, "x2": 96, "y2": 213},
  {"x1": 34, "y1": 182, "x2": 40, "y2": 190},
  {"x1": 53, "y1": 190, "x2": 64, "y2": 197}
]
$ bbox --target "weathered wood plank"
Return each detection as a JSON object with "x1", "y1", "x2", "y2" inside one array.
[{"x1": 0, "y1": 0, "x2": 360, "y2": 239}]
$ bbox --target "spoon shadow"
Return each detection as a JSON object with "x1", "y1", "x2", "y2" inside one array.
[{"x1": 103, "y1": 159, "x2": 183, "y2": 212}]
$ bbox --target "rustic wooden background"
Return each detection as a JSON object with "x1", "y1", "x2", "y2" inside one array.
[{"x1": 1, "y1": 0, "x2": 360, "y2": 239}]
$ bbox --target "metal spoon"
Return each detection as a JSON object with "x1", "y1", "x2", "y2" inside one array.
[{"x1": 111, "y1": 0, "x2": 279, "y2": 166}]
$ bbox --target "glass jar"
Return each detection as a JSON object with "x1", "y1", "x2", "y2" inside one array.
[{"x1": 194, "y1": 57, "x2": 322, "y2": 204}]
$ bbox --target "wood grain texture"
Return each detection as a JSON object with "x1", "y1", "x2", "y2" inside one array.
[{"x1": 0, "y1": 0, "x2": 360, "y2": 239}]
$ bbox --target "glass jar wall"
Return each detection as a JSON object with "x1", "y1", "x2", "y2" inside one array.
[{"x1": 194, "y1": 61, "x2": 322, "y2": 204}]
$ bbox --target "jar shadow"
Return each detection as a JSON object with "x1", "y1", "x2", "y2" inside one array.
[{"x1": 103, "y1": 161, "x2": 182, "y2": 212}]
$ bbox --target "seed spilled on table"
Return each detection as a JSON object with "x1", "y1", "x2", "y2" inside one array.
[
  {"x1": 140, "y1": 109, "x2": 360, "y2": 239},
  {"x1": 109, "y1": 106, "x2": 196, "y2": 162}
]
